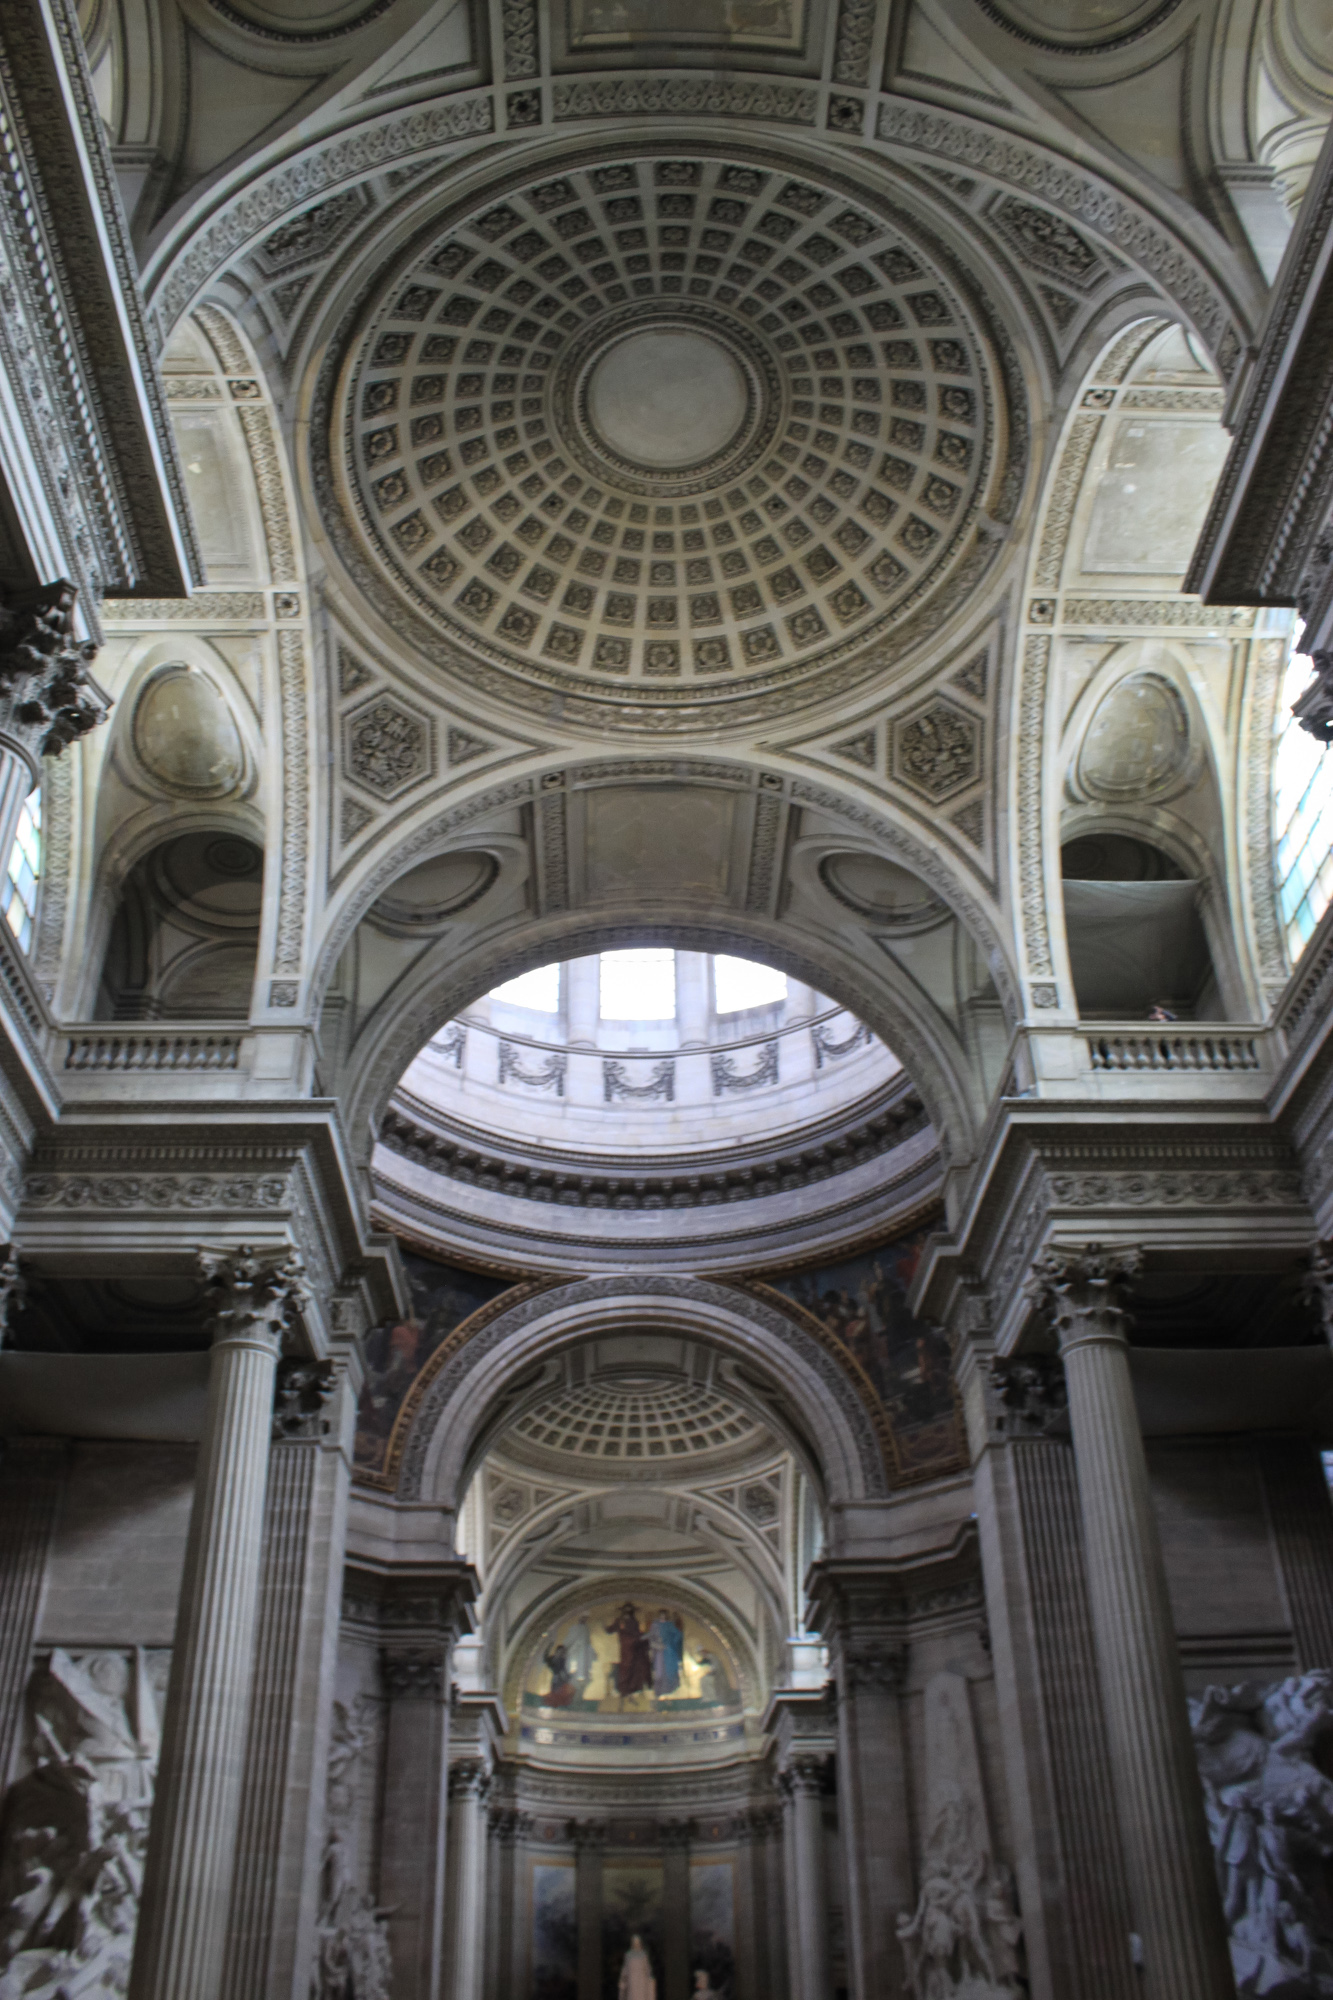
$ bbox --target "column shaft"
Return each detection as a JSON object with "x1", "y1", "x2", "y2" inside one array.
[
  {"x1": 0, "y1": 1439, "x2": 66, "y2": 1784},
  {"x1": 444, "y1": 1766, "x2": 488, "y2": 2000},
  {"x1": 1259, "y1": 1435, "x2": 1333, "y2": 1668},
  {"x1": 221, "y1": 1359, "x2": 353, "y2": 2000},
  {"x1": 576, "y1": 1834, "x2": 603, "y2": 2000},
  {"x1": 833, "y1": 1676, "x2": 913, "y2": 1999},
  {"x1": 129, "y1": 1326, "x2": 282, "y2": 2000},
  {"x1": 380, "y1": 1654, "x2": 452, "y2": 2000},
  {"x1": 662, "y1": 1835, "x2": 690, "y2": 2000},
  {"x1": 1062, "y1": 1323, "x2": 1234, "y2": 2000},
  {"x1": 786, "y1": 1780, "x2": 830, "y2": 2000}
]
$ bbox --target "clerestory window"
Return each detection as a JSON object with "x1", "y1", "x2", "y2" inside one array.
[
  {"x1": 1, "y1": 787, "x2": 41, "y2": 954},
  {"x1": 1274, "y1": 626, "x2": 1333, "y2": 962}
]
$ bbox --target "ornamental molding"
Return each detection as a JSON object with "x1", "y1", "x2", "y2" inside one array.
[
  {"x1": 23, "y1": 1170, "x2": 292, "y2": 1211},
  {"x1": 146, "y1": 94, "x2": 497, "y2": 342},
  {"x1": 874, "y1": 98, "x2": 1245, "y2": 373},
  {"x1": 1243, "y1": 635, "x2": 1291, "y2": 1002},
  {"x1": 0, "y1": 3, "x2": 200, "y2": 598},
  {"x1": 551, "y1": 78, "x2": 817, "y2": 124},
  {"x1": 273, "y1": 630, "x2": 310, "y2": 982},
  {"x1": 1016, "y1": 631, "x2": 1054, "y2": 986}
]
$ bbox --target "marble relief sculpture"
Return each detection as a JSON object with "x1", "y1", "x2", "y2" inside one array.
[
  {"x1": 0, "y1": 1649, "x2": 164, "y2": 2000},
  {"x1": 896, "y1": 1673, "x2": 1024, "y2": 2000},
  {"x1": 1190, "y1": 1673, "x2": 1333, "y2": 1995},
  {"x1": 311, "y1": 1701, "x2": 392, "y2": 2000}
]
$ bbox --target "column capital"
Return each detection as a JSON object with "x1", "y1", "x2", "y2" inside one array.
[
  {"x1": 1304, "y1": 1244, "x2": 1333, "y2": 1345},
  {"x1": 839, "y1": 1641, "x2": 908, "y2": 1694},
  {"x1": 271, "y1": 1357, "x2": 338, "y2": 1440},
  {"x1": 199, "y1": 1244, "x2": 309, "y2": 1358},
  {"x1": 779, "y1": 1752, "x2": 831, "y2": 1799},
  {"x1": 382, "y1": 1646, "x2": 448, "y2": 1702},
  {"x1": 0, "y1": 580, "x2": 108, "y2": 761},
  {"x1": 1027, "y1": 1242, "x2": 1142, "y2": 1354},
  {"x1": 988, "y1": 1354, "x2": 1070, "y2": 1439},
  {"x1": 655, "y1": 1818, "x2": 694, "y2": 1850},
  {"x1": 0, "y1": 1244, "x2": 25, "y2": 1348},
  {"x1": 447, "y1": 1757, "x2": 490, "y2": 1801},
  {"x1": 566, "y1": 1816, "x2": 610, "y2": 1850}
]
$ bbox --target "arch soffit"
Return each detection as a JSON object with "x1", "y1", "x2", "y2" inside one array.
[
  {"x1": 317, "y1": 758, "x2": 1018, "y2": 1154},
  {"x1": 477, "y1": 1482, "x2": 790, "y2": 1656},
  {"x1": 401, "y1": 1276, "x2": 889, "y2": 1514}
]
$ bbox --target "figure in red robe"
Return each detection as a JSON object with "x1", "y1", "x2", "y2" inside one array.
[{"x1": 606, "y1": 1603, "x2": 653, "y2": 1697}]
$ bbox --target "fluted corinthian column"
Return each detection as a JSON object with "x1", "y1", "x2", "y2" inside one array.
[
  {"x1": 782, "y1": 1758, "x2": 831, "y2": 2000},
  {"x1": 444, "y1": 1760, "x2": 489, "y2": 2000},
  {"x1": 1032, "y1": 1246, "x2": 1234, "y2": 2000},
  {"x1": 129, "y1": 1246, "x2": 307, "y2": 2000},
  {"x1": 0, "y1": 582, "x2": 108, "y2": 866},
  {"x1": 221, "y1": 1347, "x2": 360, "y2": 2000}
]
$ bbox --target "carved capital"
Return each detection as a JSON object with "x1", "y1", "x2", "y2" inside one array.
[
  {"x1": 655, "y1": 1818, "x2": 694, "y2": 1849},
  {"x1": 566, "y1": 1816, "x2": 609, "y2": 1849},
  {"x1": 381, "y1": 1646, "x2": 447, "y2": 1701},
  {"x1": 989, "y1": 1355, "x2": 1070, "y2": 1438},
  {"x1": 780, "y1": 1753, "x2": 830, "y2": 1799},
  {"x1": 840, "y1": 1643, "x2": 908, "y2": 1694},
  {"x1": 272, "y1": 1357, "x2": 338, "y2": 1439},
  {"x1": 0, "y1": 582, "x2": 108, "y2": 758},
  {"x1": 1304, "y1": 1245, "x2": 1333, "y2": 1345},
  {"x1": 1292, "y1": 650, "x2": 1333, "y2": 743},
  {"x1": 1027, "y1": 1243, "x2": 1141, "y2": 1352},
  {"x1": 449, "y1": 1758, "x2": 490, "y2": 1801},
  {"x1": 199, "y1": 1244, "x2": 308, "y2": 1355},
  {"x1": 0, "y1": 1245, "x2": 25, "y2": 1345}
]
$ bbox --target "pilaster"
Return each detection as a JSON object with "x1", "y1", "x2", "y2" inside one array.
[
  {"x1": 766, "y1": 1690, "x2": 835, "y2": 2000},
  {"x1": 0, "y1": 1436, "x2": 65, "y2": 1784}
]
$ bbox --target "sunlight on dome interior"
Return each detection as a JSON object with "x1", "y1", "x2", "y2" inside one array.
[
  {"x1": 599, "y1": 947, "x2": 676, "y2": 1020},
  {"x1": 1275, "y1": 622, "x2": 1333, "y2": 960},
  {"x1": 715, "y1": 955, "x2": 787, "y2": 1013},
  {"x1": 489, "y1": 962, "x2": 561, "y2": 1011}
]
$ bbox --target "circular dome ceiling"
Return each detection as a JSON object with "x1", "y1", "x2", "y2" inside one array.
[
  {"x1": 324, "y1": 149, "x2": 1014, "y2": 729},
  {"x1": 507, "y1": 1373, "x2": 765, "y2": 1470}
]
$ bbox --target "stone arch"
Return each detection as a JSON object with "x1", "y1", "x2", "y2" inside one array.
[
  {"x1": 317, "y1": 756, "x2": 1019, "y2": 1169},
  {"x1": 396, "y1": 1274, "x2": 890, "y2": 1520}
]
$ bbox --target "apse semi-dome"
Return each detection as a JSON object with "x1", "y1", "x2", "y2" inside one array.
[{"x1": 319, "y1": 147, "x2": 1021, "y2": 731}]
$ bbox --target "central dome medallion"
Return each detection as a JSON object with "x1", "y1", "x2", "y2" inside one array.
[
  {"x1": 585, "y1": 328, "x2": 749, "y2": 470},
  {"x1": 324, "y1": 150, "x2": 1020, "y2": 728}
]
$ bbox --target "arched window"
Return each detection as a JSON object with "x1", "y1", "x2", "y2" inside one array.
[
  {"x1": 1274, "y1": 627, "x2": 1333, "y2": 961},
  {"x1": 1, "y1": 787, "x2": 41, "y2": 953}
]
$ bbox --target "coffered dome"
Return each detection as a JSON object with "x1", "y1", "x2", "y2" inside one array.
[{"x1": 321, "y1": 146, "x2": 1019, "y2": 730}]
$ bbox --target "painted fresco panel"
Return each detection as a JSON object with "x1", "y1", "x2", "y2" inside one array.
[
  {"x1": 532, "y1": 1861, "x2": 578, "y2": 2000},
  {"x1": 764, "y1": 1226, "x2": 965, "y2": 1480},
  {"x1": 690, "y1": 1859, "x2": 736, "y2": 1995},
  {"x1": 354, "y1": 1250, "x2": 510, "y2": 1481}
]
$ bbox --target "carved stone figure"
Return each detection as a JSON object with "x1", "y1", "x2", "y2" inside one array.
[
  {"x1": 896, "y1": 1673, "x2": 1024, "y2": 2000},
  {"x1": 1190, "y1": 1672, "x2": 1333, "y2": 1995},
  {"x1": 0, "y1": 1648, "x2": 164, "y2": 2000},
  {"x1": 618, "y1": 1934, "x2": 656, "y2": 2000},
  {"x1": 310, "y1": 1700, "x2": 392, "y2": 2000}
]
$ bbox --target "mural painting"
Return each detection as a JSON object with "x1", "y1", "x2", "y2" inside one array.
[
  {"x1": 526, "y1": 1599, "x2": 741, "y2": 1720},
  {"x1": 532, "y1": 1862, "x2": 578, "y2": 2000},
  {"x1": 601, "y1": 1866, "x2": 664, "y2": 2000},
  {"x1": 763, "y1": 1226, "x2": 966, "y2": 1480},
  {"x1": 690, "y1": 1860, "x2": 736, "y2": 1997},
  {"x1": 353, "y1": 1250, "x2": 511, "y2": 1482}
]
